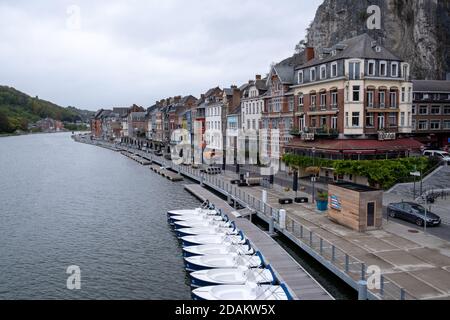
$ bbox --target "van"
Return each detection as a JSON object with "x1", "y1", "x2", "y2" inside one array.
[{"x1": 423, "y1": 150, "x2": 450, "y2": 163}]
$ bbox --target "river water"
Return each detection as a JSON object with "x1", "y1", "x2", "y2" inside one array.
[{"x1": 0, "y1": 133, "x2": 199, "y2": 299}]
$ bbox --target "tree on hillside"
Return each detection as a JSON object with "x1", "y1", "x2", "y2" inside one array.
[{"x1": 0, "y1": 111, "x2": 12, "y2": 133}]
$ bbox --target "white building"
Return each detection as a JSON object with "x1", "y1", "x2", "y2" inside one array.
[{"x1": 241, "y1": 75, "x2": 268, "y2": 132}]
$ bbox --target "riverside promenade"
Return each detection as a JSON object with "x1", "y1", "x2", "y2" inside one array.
[{"x1": 74, "y1": 136, "x2": 450, "y2": 300}]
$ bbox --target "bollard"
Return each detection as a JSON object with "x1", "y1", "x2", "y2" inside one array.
[
  {"x1": 357, "y1": 281, "x2": 368, "y2": 300},
  {"x1": 269, "y1": 214, "x2": 275, "y2": 235},
  {"x1": 279, "y1": 209, "x2": 286, "y2": 230}
]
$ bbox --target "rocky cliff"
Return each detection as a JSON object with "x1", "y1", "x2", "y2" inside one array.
[{"x1": 305, "y1": 0, "x2": 450, "y2": 80}]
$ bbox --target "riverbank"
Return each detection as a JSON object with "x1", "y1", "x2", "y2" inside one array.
[{"x1": 74, "y1": 135, "x2": 450, "y2": 300}]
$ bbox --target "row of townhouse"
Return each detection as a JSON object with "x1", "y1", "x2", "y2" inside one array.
[{"x1": 91, "y1": 33, "x2": 450, "y2": 167}]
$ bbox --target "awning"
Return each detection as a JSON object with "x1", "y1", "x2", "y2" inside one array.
[{"x1": 286, "y1": 138, "x2": 424, "y2": 154}]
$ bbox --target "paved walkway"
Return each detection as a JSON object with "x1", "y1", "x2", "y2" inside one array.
[
  {"x1": 76, "y1": 138, "x2": 450, "y2": 300},
  {"x1": 184, "y1": 184, "x2": 333, "y2": 300}
]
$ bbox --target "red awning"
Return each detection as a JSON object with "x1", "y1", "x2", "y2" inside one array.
[{"x1": 286, "y1": 138, "x2": 424, "y2": 154}]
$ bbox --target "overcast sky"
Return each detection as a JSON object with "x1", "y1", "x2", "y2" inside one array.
[{"x1": 0, "y1": 0, "x2": 322, "y2": 110}]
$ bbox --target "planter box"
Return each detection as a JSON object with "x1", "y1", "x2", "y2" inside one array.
[
  {"x1": 316, "y1": 200, "x2": 328, "y2": 211},
  {"x1": 278, "y1": 198, "x2": 293, "y2": 205}
]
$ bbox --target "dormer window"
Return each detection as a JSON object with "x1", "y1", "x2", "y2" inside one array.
[
  {"x1": 391, "y1": 62, "x2": 399, "y2": 77},
  {"x1": 310, "y1": 68, "x2": 316, "y2": 81},
  {"x1": 298, "y1": 71, "x2": 304, "y2": 84},
  {"x1": 379, "y1": 61, "x2": 387, "y2": 77},
  {"x1": 375, "y1": 46, "x2": 382, "y2": 53},
  {"x1": 320, "y1": 65, "x2": 326, "y2": 80},
  {"x1": 331, "y1": 50, "x2": 337, "y2": 56},
  {"x1": 331, "y1": 62, "x2": 338, "y2": 78},
  {"x1": 368, "y1": 60, "x2": 375, "y2": 76}
]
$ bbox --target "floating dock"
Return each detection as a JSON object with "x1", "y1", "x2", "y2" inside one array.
[
  {"x1": 149, "y1": 164, "x2": 184, "y2": 182},
  {"x1": 184, "y1": 184, "x2": 333, "y2": 300}
]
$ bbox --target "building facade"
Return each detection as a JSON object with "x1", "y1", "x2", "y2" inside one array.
[{"x1": 412, "y1": 80, "x2": 450, "y2": 150}]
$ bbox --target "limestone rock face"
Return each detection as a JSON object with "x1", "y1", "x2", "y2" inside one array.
[{"x1": 305, "y1": 0, "x2": 450, "y2": 80}]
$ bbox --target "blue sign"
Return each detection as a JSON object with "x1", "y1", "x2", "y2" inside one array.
[{"x1": 330, "y1": 195, "x2": 342, "y2": 211}]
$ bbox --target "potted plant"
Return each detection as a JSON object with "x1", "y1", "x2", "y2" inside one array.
[{"x1": 316, "y1": 191, "x2": 329, "y2": 212}]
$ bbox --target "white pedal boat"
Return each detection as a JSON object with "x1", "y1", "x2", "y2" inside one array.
[
  {"x1": 182, "y1": 243, "x2": 254, "y2": 257},
  {"x1": 190, "y1": 266, "x2": 276, "y2": 287},
  {"x1": 167, "y1": 208, "x2": 218, "y2": 218},
  {"x1": 169, "y1": 214, "x2": 226, "y2": 225},
  {"x1": 176, "y1": 226, "x2": 238, "y2": 238},
  {"x1": 192, "y1": 283, "x2": 292, "y2": 300},
  {"x1": 184, "y1": 252, "x2": 263, "y2": 272},
  {"x1": 174, "y1": 220, "x2": 232, "y2": 230},
  {"x1": 181, "y1": 232, "x2": 246, "y2": 247}
]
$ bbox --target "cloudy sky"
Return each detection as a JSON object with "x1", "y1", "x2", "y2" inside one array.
[{"x1": 0, "y1": 0, "x2": 322, "y2": 110}]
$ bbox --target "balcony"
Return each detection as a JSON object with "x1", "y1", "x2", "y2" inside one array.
[{"x1": 314, "y1": 127, "x2": 339, "y2": 138}]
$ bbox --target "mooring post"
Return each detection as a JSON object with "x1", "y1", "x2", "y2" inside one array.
[
  {"x1": 357, "y1": 280, "x2": 368, "y2": 300},
  {"x1": 279, "y1": 209, "x2": 286, "y2": 230}
]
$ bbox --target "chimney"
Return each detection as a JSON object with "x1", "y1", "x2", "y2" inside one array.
[
  {"x1": 231, "y1": 85, "x2": 237, "y2": 89},
  {"x1": 232, "y1": 87, "x2": 241, "y2": 108},
  {"x1": 305, "y1": 47, "x2": 315, "y2": 61},
  {"x1": 255, "y1": 74, "x2": 262, "y2": 80}
]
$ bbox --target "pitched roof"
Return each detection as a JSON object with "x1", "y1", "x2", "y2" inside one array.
[
  {"x1": 412, "y1": 80, "x2": 450, "y2": 92},
  {"x1": 272, "y1": 52, "x2": 306, "y2": 84},
  {"x1": 301, "y1": 33, "x2": 401, "y2": 69}
]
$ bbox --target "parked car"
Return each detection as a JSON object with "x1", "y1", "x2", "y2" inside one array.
[
  {"x1": 422, "y1": 150, "x2": 450, "y2": 163},
  {"x1": 387, "y1": 202, "x2": 441, "y2": 227}
]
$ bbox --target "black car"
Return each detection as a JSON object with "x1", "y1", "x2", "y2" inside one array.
[{"x1": 387, "y1": 202, "x2": 441, "y2": 227}]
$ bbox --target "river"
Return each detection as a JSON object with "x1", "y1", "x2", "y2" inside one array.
[{"x1": 0, "y1": 133, "x2": 198, "y2": 299}]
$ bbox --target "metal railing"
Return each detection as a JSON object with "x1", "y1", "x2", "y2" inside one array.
[{"x1": 80, "y1": 138, "x2": 415, "y2": 300}]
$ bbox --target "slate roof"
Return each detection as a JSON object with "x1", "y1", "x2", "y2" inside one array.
[
  {"x1": 300, "y1": 33, "x2": 401, "y2": 69},
  {"x1": 412, "y1": 80, "x2": 450, "y2": 92}
]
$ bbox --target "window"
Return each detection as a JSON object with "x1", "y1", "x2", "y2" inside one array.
[
  {"x1": 419, "y1": 106, "x2": 428, "y2": 115},
  {"x1": 408, "y1": 87, "x2": 412, "y2": 103},
  {"x1": 331, "y1": 62, "x2": 338, "y2": 77},
  {"x1": 368, "y1": 60, "x2": 375, "y2": 76},
  {"x1": 379, "y1": 91, "x2": 386, "y2": 108},
  {"x1": 320, "y1": 65, "x2": 327, "y2": 79},
  {"x1": 247, "y1": 120, "x2": 250, "y2": 129},
  {"x1": 353, "y1": 86, "x2": 360, "y2": 102},
  {"x1": 390, "y1": 91, "x2": 397, "y2": 108},
  {"x1": 320, "y1": 93, "x2": 327, "y2": 109},
  {"x1": 310, "y1": 95, "x2": 317, "y2": 108},
  {"x1": 430, "y1": 120, "x2": 440, "y2": 130},
  {"x1": 320, "y1": 116, "x2": 327, "y2": 127},
  {"x1": 403, "y1": 65, "x2": 409, "y2": 79},
  {"x1": 444, "y1": 120, "x2": 450, "y2": 129},
  {"x1": 345, "y1": 112, "x2": 349, "y2": 127},
  {"x1": 298, "y1": 71, "x2": 304, "y2": 84},
  {"x1": 367, "y1": 91, "x2": 374, "y2": 108},
  {"x1": 378, "y1": 114, "x2": 385, "y2": 129},
  {"x1": 352, "y1": 112, "x2": 360, "y2": 127},
  {"x1": 310, "y1": 117, "x2": 317, "y2": 128},
  {"x1": 391, "y1": 62, "x2": 399, "y2": 77},
  {"x1": 331, "y1": 91, "x2": 338, "y2": 108},
  {"x1": 366, "y1": 113, "x2": 374, "y2": 127},
  {"x1": 298, "y1": 94, "x2": 304, "y2": 107},
  {"x1": 349, "y1": 62, "x2": 360, "y2": 80},
  {"x1": 430, "y1": 106, "x2": 441, "y2": 115},
  {"x1": 388, "y1": 113, "x2": 397, "y2": 127},
  {"x1": 418, "y1": 120, "x2": 428, "y2": 130},
  {"x1": 331, "y1": 116, "x2": 338, "y2": 129},
  {"x1": 401, "y1": 87, "x2": 406, "y2": 102},
  {"x1": 407, "y1": 112, "x2": 411, "y2": 126},
  {"x1": 379, "y1": 61, "x2": 387, "y2": 76},
  {"x1": 310, "y1": 68, "x2": 316, "y2": 81},
  {"x1": 299, "y1": 116, "x2": 305, "y2": 131},
  {"x1": 412, "y1": 105, "x2": 416, "y2": 115},
  {"x1": 412, "y1": 119, "x2": 416, "y2": 130},
  {"x1": 444, "y1": 106, "x2": 450, "y2": 115},
  {"x1": 400, "y1": 112, "x2": 405, "y2": 126},
  {"x1": 252, "y1": 119, "x2": 256, "y2": 130},
  {"x1": 288, "y1": 97, "x2": 294, "y2": 112}
]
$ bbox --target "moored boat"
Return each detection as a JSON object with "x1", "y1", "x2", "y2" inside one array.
[
  {"x1": 182, "y1": 243, "x2": 254, "y2": 257},
  {"x1": 181, "y1": 232, "x2": 245, "y2": 247},
  {"x1": 184, "y1": 252, "x2": 264, "y2": 272},
  {"x1": 190, "y1": 266, "x2": 276, "y2": 288},
  {"x1": 176, "y1": 225, "x2": 238, "y2": 238},
  {"x1": 191, "y1": 283, "x2": 293, "y2": 300}
]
